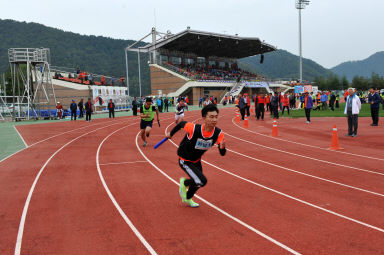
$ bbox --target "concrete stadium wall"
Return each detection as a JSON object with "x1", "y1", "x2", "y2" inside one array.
[{"x1": 150, "y1": 66, "x2": 187, "y2": 96}]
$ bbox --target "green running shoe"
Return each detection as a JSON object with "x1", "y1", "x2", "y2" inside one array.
[
  {"x1": 184, "y1": 198, "x2": 199, "y2": 208},
  {"x1": 179, "y1": 177, "x2": 186, "y2": 200}
]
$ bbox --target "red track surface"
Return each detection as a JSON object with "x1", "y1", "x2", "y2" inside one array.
[{"x1": 0, "y1": 108, "x2": 383, "y2": 254}]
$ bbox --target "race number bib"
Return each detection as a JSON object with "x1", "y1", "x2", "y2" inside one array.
[{"x1": 195, "y1": 138, "x2": 213, "y2": 150}]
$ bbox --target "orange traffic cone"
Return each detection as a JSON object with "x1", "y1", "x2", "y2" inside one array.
[
  {"x1": 243, "y1": 114, "x2": 249, "y2": 128},
  {"x1": 329, "y1": 125, "x2": 343, "y2": 150},
  {"x1": 271, "y1": 118, "x2": 278, "y2": 137},
  {"x1": 235, "y1": 108, "x2": 240, "y2": 123}
]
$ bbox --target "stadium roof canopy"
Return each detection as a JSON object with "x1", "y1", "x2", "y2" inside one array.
[{"x1": 136, "y1": 29, "x2": 276, "y2": 59}]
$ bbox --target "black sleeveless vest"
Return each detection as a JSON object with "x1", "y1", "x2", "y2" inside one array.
[{"x1": 177, "y1": 124, "x2": 222, "y2": 162}]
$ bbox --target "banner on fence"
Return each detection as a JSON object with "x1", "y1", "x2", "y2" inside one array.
[
  {"x1": 243, "y1": 81, "x2": 269, "y2": 88},
  {"x1": 294, "y1": 85, "x2": 304, "y2": 94}
]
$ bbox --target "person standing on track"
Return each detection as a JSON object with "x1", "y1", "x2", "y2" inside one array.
[
  {"x1": 140, "y1": 97, "x2": 160, "y2": 147},
  {"x1": 166, "y1": 104, "x2": 226, "y2": 208},
  {"x1": 368, "y1": 87, "x2": 381, "y2": 126},
  {"x1": 132, "y1": 97, "x2": 138, "y2": 116},
  {"x1": 84, "y1": 98, "x2": 93, "y2": 122},
  {"x1": 278, "y1": 92, "x2": 283, "y2": 112},
  {"x1": 245, "y1": 94, "x2": 250, "y2": 117},
  {"x1": 164, "y1": 97, "x2": 169, "y2": 112},
  {"x1": 238, "y1": 94, "x2": 246, "y2": 120},
  {"x1": 281, "y1": 94, "x2": 290, "y2": 115},
  {"x1": 108, "y1": 99, "x2": 115, "y2": 118},
  {"x1": 253, "y1": 92, "x2": 258, "y2": 117},
  {"x1": 175, "y1": 98, "x2": 188, "y2": 124},
  {"x1": 266, "y1": 93, "x2": 271, "y2": 112},
  {"x1": 78, "y1": 98, "x2": 84, "y2": 118},
  {"x1": 70, "y1": 99, "x2": 77, "y2": 121},
  {"x1": 304, "y1": 91, "x2": 313, "y2": 124},
  {"x1": 256, "y1": 93, "x2": 265, "y2": 120},
  {"x1": 344, "y1": 88, "x2": 361, "y2": 137},
  {"x1": 270, "y1": 92, "x2": 279, "y2": 119},
  {"x1": 56, "y1": 102, "x2": 63, "y2": 119}
]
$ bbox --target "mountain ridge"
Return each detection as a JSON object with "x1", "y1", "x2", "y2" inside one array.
[{"x1": 331, "y1": 51, "x2": 384, "y2": 81}]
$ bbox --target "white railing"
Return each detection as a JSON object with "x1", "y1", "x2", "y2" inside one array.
[{"x1": 8, "y1": 48, "x2": 50, "y2": 63}]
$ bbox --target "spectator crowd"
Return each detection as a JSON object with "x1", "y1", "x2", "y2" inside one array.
[{"x1": 53, "y1": 67, "x2": 125, "y2": 87}]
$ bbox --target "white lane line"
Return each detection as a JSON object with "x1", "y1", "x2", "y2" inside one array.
[
  {"x1": 14, "y1": 119, "x2": 136, "y2": 255},
  {"x1": 99, "y1": 161, "x2": 148, "y2": 166},
  {"x1": 1, "y1": 117, "x2": 127, "y2": 164},
  {"x1": 96, "y1": 123, "x2": 158, "y2": 255},
  {"x1": 232, "y1": 117, "x2": 384, "y2": 161},
  {"x1": 14, "y1": 126, "x2": 28, "y2": 148},
  {"x1": 224, "y1": 131, "x2": 384, "y2": 176},
  {"x1": 201, "y1": 159, "x2": 384, "y2": 233},
  {"x1": 164, "y1": 121, "x2": 384, "y2": 234},
  {"x1": 224, "y1": 147, "x2": 384, "y2": 197},
  {"x1": 135, "y1": 131, "x2": 300, "y2": 255}
]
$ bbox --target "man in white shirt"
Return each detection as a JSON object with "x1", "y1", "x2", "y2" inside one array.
[
  {"x1": 203, "y1": 97, "x2": 211, "y2": 107},
  {"x1": 344, "y1": 88, "x2": 361, "y2": 137}
]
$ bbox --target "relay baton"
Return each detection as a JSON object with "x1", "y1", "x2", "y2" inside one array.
[
  {"x1": 157, "y1": 119, "x2": 161, "y2": 127},
  {"x1": 154, "y1": 137, "x2": 168, "y2": 149}
]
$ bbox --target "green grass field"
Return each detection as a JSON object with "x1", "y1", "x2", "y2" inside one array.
[{"x1": 282, "y1": 103, "x2": 384, "y2": 118}]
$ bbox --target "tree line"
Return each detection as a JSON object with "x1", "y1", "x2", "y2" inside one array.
[{"x1": 314, "y1": 73, "x2": 384, "y2": 91}]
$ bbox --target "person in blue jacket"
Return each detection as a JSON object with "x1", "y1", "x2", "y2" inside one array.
[
  {"x1": 368, "y1": 87, "x2": 381, "y2": 126},
  {"x1": 69, "y1": 99, "x2": 77, "y2": 121},
  {"x1": 304, "y1": 91, "x2": 313, "y2": 124}
]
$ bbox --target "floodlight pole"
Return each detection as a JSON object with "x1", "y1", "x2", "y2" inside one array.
[
  {"x1": 296, "y1": 0, "x2": 310, "y2": 83},
  {"x1": 138, "y1": 49, "x2": 142, "y2": 97},
  {"x1": 125, "y1": 49, "x2": 130, "y2": 97},
  {"x1": 298, "y1": 8, "x2": 302, "y2": 83}
]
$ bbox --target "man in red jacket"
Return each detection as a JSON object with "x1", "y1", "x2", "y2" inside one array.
[
  {"x1": 245, "y1": 93, "x2": 250, "y2": 117},
  {"x1": 56, "y1": 102, "x2": 63, "y2": 119},
  {"x1": 281, "y1": 94, "x2": 290, "y2": 115},
  {"x1": 256, "y1": 93, "x2": 265, "y2": 120}
]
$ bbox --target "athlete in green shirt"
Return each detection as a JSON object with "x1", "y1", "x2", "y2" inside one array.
[{"x1": 140, "y1": 97, "x2": 160, "y2": 147}]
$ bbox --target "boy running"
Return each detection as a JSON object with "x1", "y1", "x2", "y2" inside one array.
[
  {"x1": 166, "y1": 104, "x2": 226, "y2": 207},
  {"x1": 175, "y1": 98, "x2": 188, "y2": 124},
  {"x1": 140, "y1": 97, "x2": 160, "y2": 147}
]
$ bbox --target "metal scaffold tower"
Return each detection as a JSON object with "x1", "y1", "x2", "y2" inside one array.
[{"x1": 7, "y1": 48, "x2": 56, "y2": 120}]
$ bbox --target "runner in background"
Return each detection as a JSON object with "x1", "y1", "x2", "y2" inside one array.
[{"x1": 175, "y1": 98, "x2": 188, "y2": 124}]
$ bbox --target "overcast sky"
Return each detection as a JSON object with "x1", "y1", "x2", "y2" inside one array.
[{"x1": 2, "y1": 0, "x2": 383, "y2": 68}]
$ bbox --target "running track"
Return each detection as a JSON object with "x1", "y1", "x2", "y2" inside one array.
[{"x1": 0, "y1": 108, "x2": 383, "y2": 254}]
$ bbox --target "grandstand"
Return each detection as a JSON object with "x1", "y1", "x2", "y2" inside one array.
[
  {"x1": 128, "y1": 28, "x2": 277, "y2": 104},
  {"x1": 50, "y1": 68, "x2": 130, "y2": 113}
]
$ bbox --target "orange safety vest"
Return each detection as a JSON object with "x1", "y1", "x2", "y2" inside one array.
[
  {"x1": 258, "y1": 96, "x2": 265, "y2": 104},
  {"x1": 283, "y1": 97, "x2": 289, "y2": 106}
]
